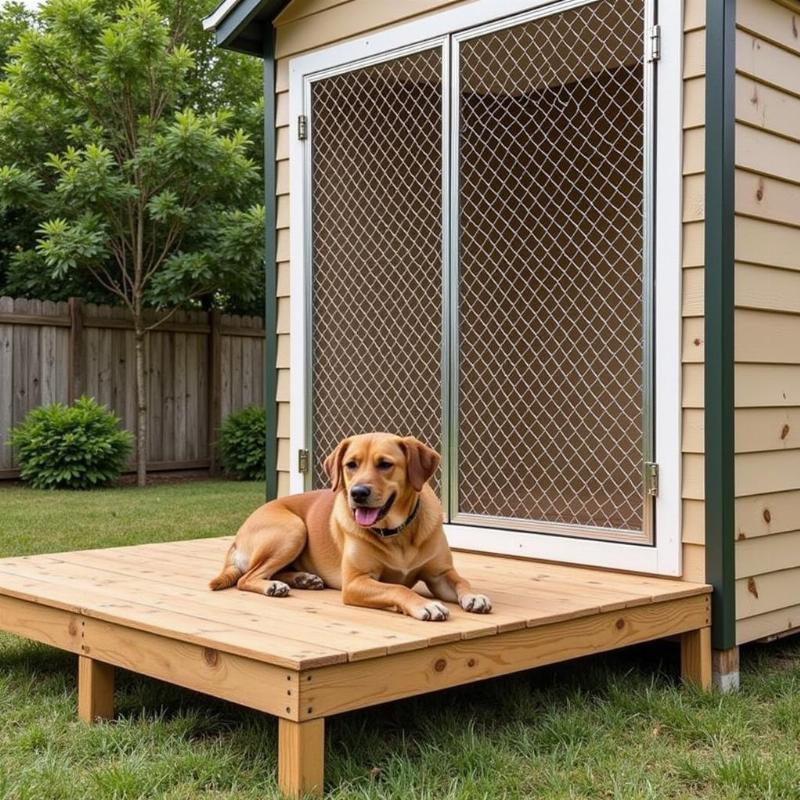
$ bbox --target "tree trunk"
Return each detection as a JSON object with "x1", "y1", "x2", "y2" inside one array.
[{"x1": 134, "y1": 325, "x2": 148, "y2": 487}]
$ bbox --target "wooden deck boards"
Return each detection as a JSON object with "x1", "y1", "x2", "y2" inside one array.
[
  {"x1": 0, "y1": 537, "x2": 708, "y2": 668},
  {"x1": 0, "y1": 537, "x2": 712, "y2": 798}
]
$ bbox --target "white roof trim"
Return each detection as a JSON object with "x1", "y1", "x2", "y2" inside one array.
[{"x1": 202, "y1": 0, "x2": 240, "y2": 31}]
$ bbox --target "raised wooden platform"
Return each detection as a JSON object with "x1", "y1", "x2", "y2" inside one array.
[{"x1": 0, "y1": 537, "x2": 712, "y2": 797}]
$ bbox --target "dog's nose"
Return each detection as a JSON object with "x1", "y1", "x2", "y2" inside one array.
[{"x1": 350, "y1": 484, "x2": 371, "y2": 503}]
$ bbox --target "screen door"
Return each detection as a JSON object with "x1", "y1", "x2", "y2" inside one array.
[
  {"x1": 304, "y1": 0, "x2": 654, "y2": 545},
  {"x1": 308, "y1": 48, "x2": 444, "y2": 489},
  {"x1": 452, "y1": 0, "x2": 653, "y2": 542}
]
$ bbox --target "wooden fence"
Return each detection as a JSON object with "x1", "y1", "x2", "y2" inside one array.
[{"x1": 0, "y1": 297, "x2": 265, "y2": 479}]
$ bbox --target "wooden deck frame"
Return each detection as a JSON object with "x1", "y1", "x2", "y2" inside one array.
[{"x1": 0, "y1": 539, "x2": 711, "y2": 798}]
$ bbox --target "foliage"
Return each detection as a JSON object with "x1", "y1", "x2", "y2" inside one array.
[
  {"x1": 8, "y1": 396, "x2": 133, "y2": 489},
  {"x1": 219, "y1": 405, "x2": 265, "y2": 481},
  {"x1": 0, "y1": 0, "x2": 265, "y2": 313},
  {"x1": 0, "y1": 0, "x2": 268, "y2": 483}
]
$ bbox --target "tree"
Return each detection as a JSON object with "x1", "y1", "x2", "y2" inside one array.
[{"x1": 0, "y1": 0, "x2": 266, "y2": 485}]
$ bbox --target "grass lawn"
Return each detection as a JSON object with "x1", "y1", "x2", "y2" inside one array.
[{"x1": 1, "y1": 481, "x2": 800, "y2": 799}]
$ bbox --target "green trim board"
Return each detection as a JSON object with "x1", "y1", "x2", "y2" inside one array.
[{"x1": 704, "y1": 0, "x2": 736, "y2": 651}]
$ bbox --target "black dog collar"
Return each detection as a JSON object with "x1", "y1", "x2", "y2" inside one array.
[{"x1": 370, "y1": 499, "x2": 420, "y2": 539}]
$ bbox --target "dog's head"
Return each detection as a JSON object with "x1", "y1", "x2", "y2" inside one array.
[{"x1": 324, "y1": 433, "x2": 439, "y2": 531}]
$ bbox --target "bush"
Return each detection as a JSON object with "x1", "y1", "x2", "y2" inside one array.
[
  {"x1": 219, "y1": 405, "x2": 266, "y2": 481},
  {"x1": 9, "y1": 397, "x2": 133, "y2": 489}
]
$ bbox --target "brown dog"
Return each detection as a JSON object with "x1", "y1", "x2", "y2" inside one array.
[{"x1": 209, "y1": 433, "x2": 491, "y2": 621}]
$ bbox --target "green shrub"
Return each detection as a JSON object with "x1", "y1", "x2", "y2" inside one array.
[
  {"x1": 9, "y1": 397, "x2": 133, "y2": 490},
  {"x1": 219, "y1": 406, "x2": 266, "y2": 481}
]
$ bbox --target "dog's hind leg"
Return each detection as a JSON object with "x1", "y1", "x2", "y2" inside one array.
[{"x1": 236, "y1": 515, "x2": 307, "y2": 598}]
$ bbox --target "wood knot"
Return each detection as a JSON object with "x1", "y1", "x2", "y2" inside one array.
[
  {"x1": 434, "y1": 658, "x2": 447, "y2": 672},
  {"x1": 693, "y1": 338, "x2": 702, "y2": 347},
  {"x1": 203, "y1": 648, "x2": 219, "y2": 667},
  {"x1": 781, "y1": 424, "x2": 790, "y2": 440},
  {"x1": 747, "y1": 577, "x2": 759, "y2": 599},
  {"x1": 763, "y1": 508, "x2": 772, "y2": 524},
  {"x1": 68, "y1": 620, "x2": 78, "y2": 636},
  {"x1": 467, "y1": 658, "x2": 477, "y2": 668},
  {"x1": 615, "y1": 618, "x2": 625, "y2": 630}
]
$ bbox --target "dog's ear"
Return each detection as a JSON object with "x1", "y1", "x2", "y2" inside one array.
[
  {"x1": 323, "y1": 438, "x2": 351, "y2": 492},
  {"x1": 400, "y1": 437, "x2": 441, "y2": 492}
]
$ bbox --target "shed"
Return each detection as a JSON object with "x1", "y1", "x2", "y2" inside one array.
[{"x1": 203, "y1": 0, "x2": 800, "y2": 683}]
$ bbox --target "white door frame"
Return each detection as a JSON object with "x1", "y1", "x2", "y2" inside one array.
[{"x1": 288, "y1": 0, "x2": 684, "y2": 576}]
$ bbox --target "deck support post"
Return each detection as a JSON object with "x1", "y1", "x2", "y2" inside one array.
[
  {"x1": 712, "y1": 646, "x2": 740, "y2": 693},
  {"x1": 278, "y1": 718, "x2": 325, "y2": 798},
  {"x1": 78, "y1": 655, "x2": 115, "y2": 722},
  {"x1": 680, "y1": 627, "x2": 712, "y2": 690}
]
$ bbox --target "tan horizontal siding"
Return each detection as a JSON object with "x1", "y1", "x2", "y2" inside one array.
[
  {"x1": 274, "y1": 0, "x2": 350, "y2": 26},
  {"x1": 685, "y1": 450, "x2": 800, "y2": 499},
  {"x1": 737, "y1": 29, "x2": 800, "y2": 98},
  {"x1": 684, "y1": 499, "x2": 705, "y2": 545},
  {"x1": 734, "y1": 1, "x2": 800, "y2": 641},
  {"x1": 736, "y1": 604, "x2": 800, "y2": 643},
  {"x1": 683, "y1": 543, "x2": 706, "y2": 582},
  {"x1": 683, "y1": 28, "x2": 705, "y2": 78},
  {"x1": 680, "y1": 4, "x2": 706, "y2": 578},
  {"x1": 736, "y1": 530, "x2": 800, "y2": 579},
  {"x1": 736, "y1": 364, "x2": 800, "y2": 407},
  {"x1": 736, "y1": 217, "x2": 800, "y2": 270},
  {"x1": 684, "y1": 0, "x2": 706, "y2": 31},
  {"x1": 737, "y1": 490, "x2": 800, "y2": 539},
  {"x1": 274, "y1": 0, "x2": 465, "y2": 59},
  {"x1": 685, "y1": 359, "x2": 800, "y2": 409},
  {"x1": 683, "y1": 311, "x2": 800, "y2": 365},
  {"x1": 683, "y1": 267, "x2": 703, "y2": 316},
  {"x1": 737, "y1": 125, "x2": 800, "y2": 184},
  {"x1": 683, "y1": 128, "x2": 705, "y2": 175},
  {"x1": 737, "y1": 77, "x2": 800, "y2": 142},
  {"x1": 735, "y1": 172, "x2": 800, "y2": 228},
  {"x1": 683, "y1": 364, "x2": 703, "y2": 408},
  {"x1": 686, "y1": 264, "x2": 800, "y2": 317},
  {"x1": 737, "y1": 566, "x2": 800, "y2": 619},
  {"x1": 736, "y1": 450, "x2": 800, "y2": 497},
  {"x1": 684, "y1": 407, "x2": 800, "y2": 453},
  {"x1": 737, "y1": 0, "x2": 800, "y2": 56}
]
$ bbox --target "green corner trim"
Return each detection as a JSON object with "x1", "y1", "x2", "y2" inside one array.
[
  {"x1": 263, "y1": 24, "x2": 278, "y2": 501},
  {"x1": 704, "y1": 0, "x2": 737, "y2": 651}
]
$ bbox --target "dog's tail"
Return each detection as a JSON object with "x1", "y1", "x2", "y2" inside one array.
[{"x1": 209, "y1": 545, "x2": 242, "y2": 591}]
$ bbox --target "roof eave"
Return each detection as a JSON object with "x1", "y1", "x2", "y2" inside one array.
[{"x1": 203, "y1": 0, "x2": 291, "y2": 55}]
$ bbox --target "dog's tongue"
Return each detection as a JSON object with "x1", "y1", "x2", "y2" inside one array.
[{"x1": 355, "y1": 507, "x2": 382, "y2": 527}]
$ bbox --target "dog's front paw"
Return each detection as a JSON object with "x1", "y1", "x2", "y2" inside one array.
[
  {"x1": 264, "y1": 580, "x2": 290, "y2": 597},
  {"x1": 459, "y1": 593, "x2": 492, "y2": 614},
  {"x1": 411, "y1": 601, "x2": 450, "y2": 621}
]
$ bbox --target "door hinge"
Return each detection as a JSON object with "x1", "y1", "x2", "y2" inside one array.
[
  {"x1": 644, "y1": 462, "x2": 659, "y2": 497},
  {"x1": 646, "y1": 24, "x2": 661, "y2": 62},
  {"x1": 297, "y1": 114, "x2": 308, "y2": 141},
  {"x1": 298, "y1": 449, "x2": 309, "y2": 474}
]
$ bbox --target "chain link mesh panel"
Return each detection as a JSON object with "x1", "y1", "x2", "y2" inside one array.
[
  {"x1": 310, "y1": 49, "x2": 443, "y2": 489},
  {"x1": 456, "y1": 0, "x2": 648, "y2": 535}
]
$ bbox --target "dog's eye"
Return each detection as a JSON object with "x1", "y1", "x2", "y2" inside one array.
[
  {"x1": 345, "y1": 460, "x2": 357, "y2": 470},
  {"x1": 376, "y1": 460, "x2": 393, "y2": 471}
]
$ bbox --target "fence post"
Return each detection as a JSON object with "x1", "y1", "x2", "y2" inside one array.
[
  {"x1": 208, "y1": 309, "x2": 223, "y2": 474},
  {"x1": 68, "y1": 297, "x2": 84, "y2": 402}
]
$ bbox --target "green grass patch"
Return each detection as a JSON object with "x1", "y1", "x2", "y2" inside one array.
[{"x1": 1, "y1": 481, "x2": 800, "y2": 798}]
